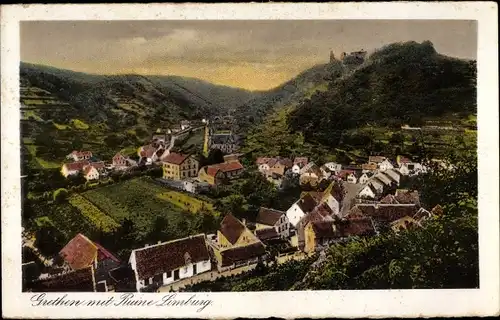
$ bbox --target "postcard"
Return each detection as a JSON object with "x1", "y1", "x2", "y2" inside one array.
[{"x1": 1, "y1": 2, "x2": 499, "y2": 319}]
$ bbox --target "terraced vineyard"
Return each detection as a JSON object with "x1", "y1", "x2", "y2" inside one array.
[
  {"x1": 68, "y1": 195, "x2": 120, "y2": 232},
  {"x1": 80, "y1": 177, "x2": 216, "y2": 240}
]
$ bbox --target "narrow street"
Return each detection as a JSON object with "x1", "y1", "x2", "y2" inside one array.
[{"x1": 158, "y1": 263, "x2": 257, "y2": 292}]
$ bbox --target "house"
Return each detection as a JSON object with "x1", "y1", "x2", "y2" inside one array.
[
  {"x1": 383, "y1": 169, "x2": 401, "y2": 184},
  {"x1": 255, "y1": 228, "x2": 281, "y2": 242},
  {"x1": 26, "y1": 266, "x2": 96, "y2": 292},
  {"x1": 113, "y1": 153, "x2": 128, "y2": 167},
  {"x1": 399, "y1": 163, "x2": 411, "y2": 176},
  {"x1": 216, "y1": 242, "x2": 267, "y2": 272},
  {"x1": 129, "y1": 234, "x2": 211, "y2": 292},
  {"x1": 362, "y1": 163, "x2": 378, "y2": 173},
  {"x1": 368, "y1": 178, "x2": 385, "y2": 195},
  {"x1": 217, "y1": 214, "x2": 261, "y2": 249},
  {"x1": 286, "y1": 193, "x2": 318, "y2": 227},
  {"x1": 368, "y1": 156, "x2": 386, "y2": 164},
  {"x1": 373, "y1": 172, "x2": 393, "y2": 187},
  {"x1": 66, "y1": 150, "x2": 93, "y2": 162},
  {"x1": 162, "y1": 153, "x2": 199, "y2": 180},
  {"x1": 198, "y1": 161, "x2": 244, "y2": 185},
  {"x1": 212, "y1": 214, "x2": 267, "y2": 271},
  {"x1": 59, "y1": 234, "x2": 121, "y2": 286},
  {"x1": 61, "y1": 160, "x2": 90, "y2": 178},
  {"x1": 320, "y1": 165, "x2": 334, "y2": 179},
  {"x1": 323, "y1": 162, "x2": 342, "y2": 173},
  {"x1": 337, "y1": 170, "x2": 356, "y2": 183},
  {"x1": 139, "y1": 145, "x2": 159, "y2": 164},
  {"x1": 255, "y1": 207, "x2": 290, "y2": 238},
  {"x1": 83, "y1": 164, "x2": 100, "y2": 181},
  {"x1": 394, "y1": 189, "x2": 421, "y2": 206},
  {"x1": 320, "y1": 180, "x2": 344, "y2": 216},
  {"x1": 357, "y1": 184, "x2": 378, "y2": 199},
  {"x1": 292, "y1": 157, "x2": 309, "y2": 174},
  {"x1": 378, "y1": 159, "x2": 394, "y2": 172},
  {"x1": 300, "y1": 163, "x2": 325, "y2": 185},
  {"x1": 358, "y1": 173, "x2": 370, "y2": 185},
  {"x1": 256, "y1": 157, "x2": 293, "y2": 177},
  {"x1": 295, "y1": 203, "x2": 335, "y2": 251},
  {"x1": 303, "y1": 220, "x2": 338, "y2": 253},
  {"x1": 355, "y1": 204, "x2": 419, "y2": 228}
]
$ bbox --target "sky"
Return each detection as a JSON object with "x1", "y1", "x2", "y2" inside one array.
[{"x1": 21, "y1": 20, "x2": 477, "y2": 91}]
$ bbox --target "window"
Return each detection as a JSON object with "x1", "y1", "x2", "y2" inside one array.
[
  {"x1": 182, "y1": 172, "x2": 186, "y2": 177},
  {"x1": 166, "y1": 271, "x2": 172, "y2": 278},
  {"x1": 183, "y1": 266, "x2": 188, "y2": 273}
]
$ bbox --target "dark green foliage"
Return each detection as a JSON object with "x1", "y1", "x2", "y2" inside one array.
[{"x1": 288, "y1": 41, "x2": 477, "y2": 149}]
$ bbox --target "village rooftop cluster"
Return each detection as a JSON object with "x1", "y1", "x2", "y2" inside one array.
[{"x1": 23, "y1": 122, "x2": 444, "y2": 292}]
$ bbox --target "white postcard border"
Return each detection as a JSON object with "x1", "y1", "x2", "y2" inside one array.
[{"x1": 1, "y1": 2, "x2": 499, "y2": 318}]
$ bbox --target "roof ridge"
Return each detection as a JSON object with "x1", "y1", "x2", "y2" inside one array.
[{"x1": 132, "y1": 233, "x2": 206, "y2": 253}]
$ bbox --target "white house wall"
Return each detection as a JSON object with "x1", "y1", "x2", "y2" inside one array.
[{"x1": 286, "y1": 203, "x2": 305, "y2": 227}]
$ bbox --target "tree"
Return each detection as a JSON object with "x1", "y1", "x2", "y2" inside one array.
[{"x1": 53, "y1": 188, "x2": 68, "y2": 203}]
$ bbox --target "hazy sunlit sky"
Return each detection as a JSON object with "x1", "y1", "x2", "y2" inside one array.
[{"x1": 21, "y1": 20, "x2": 477, "y2": 91}]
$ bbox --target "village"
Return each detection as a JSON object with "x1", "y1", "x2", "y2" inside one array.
[{"x1": 22, "y1": 114, "x2": 446, "y2": 293}]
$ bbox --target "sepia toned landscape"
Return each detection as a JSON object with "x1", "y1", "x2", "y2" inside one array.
[{"x1": 20, "y1": 20, "x2": 478, "y2": 293}]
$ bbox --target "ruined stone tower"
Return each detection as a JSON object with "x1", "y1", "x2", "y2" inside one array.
[{"x1": 329, "y1": 50, "x2": 336, "y2": 63}]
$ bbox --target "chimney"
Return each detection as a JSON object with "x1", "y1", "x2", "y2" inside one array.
[
  {"x1": 157, "y1": 241, "x2": 162, "y2": 244},
  {"x1": 241, "y1": 218, "x2": 246, "y2": 226}
]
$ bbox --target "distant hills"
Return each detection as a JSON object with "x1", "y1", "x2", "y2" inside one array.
[{"x1": 19, "y1": 63, "x2": 259, "y2": 169}]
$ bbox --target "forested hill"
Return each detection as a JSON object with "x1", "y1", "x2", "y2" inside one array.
[
  {"x1": 288, "y1": 41, "x2": 477, "y2": 148},
  {"x1": 234, "y1": 60, "x2": 358, "y2": 134},
  {"x1": 20, "y1": 62, "x2": 259, "y2": 126}
]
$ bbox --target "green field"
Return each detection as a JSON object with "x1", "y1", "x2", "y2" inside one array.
[
  {"x1": 80, "y1": 177, "x2": 218, "y2": 239},
  {"x1": 157, "y1": 190, "x2": 216, "y2": 214}
]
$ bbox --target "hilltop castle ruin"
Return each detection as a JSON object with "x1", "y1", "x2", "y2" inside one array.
[{"x1": 330, "y1": 49, "x2": 368, "y2": 63}]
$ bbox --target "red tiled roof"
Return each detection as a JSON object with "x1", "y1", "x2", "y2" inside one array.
[
  {"x1": 63, "y1": 160, "x2": 90, "y2": 171},
  {"x1": 91, "y1": 161, "x2": 105, "y2": 169},
  {"x1": 313, "y1": 202, "x2": 334, "y2": 218},
  {"x1": 362, "y1": 163, "x2": 378, "y2": 171},
  {"x1": 59, "y1": 234, "x2": 98, "y2": 270},
  {"x1": 337, "y1": 170, "x2": 355, "y2": 178},
  {"x1": 380, "y1": 194, "x2": 399, "y2": 204},
  {"x1": 357, "y1": 204, "x2": 418, "y2": 223},
  {"x1": 163, "y1": 152, "x2": 190, "y2": 165},
  {"x1": 369, "y1": 156, "x2": 386, "y2": 163},
  {"x1": 219, "y1": 214, "x2": 246, "y2": 245},
  {"x1": 399, "y1": 156, "x2": 411, "y2": 163},
  {"x1": 338, "y1": 218, "x2": 375, "y2": 237},
  {"x1": 28, "y1": 266, "x2": 95, "y2": 292},
  {"x1": 302, "y1": 191, "x2": 323, "y2": 203},
  {"x1": 206, "y1": 161, "x2": 244, "y2": 177},
  {"x1": 206, "y1": 166, "x2": 221, "y2": 177},
  {"x1": 140, "y1": 145, "x2": 157, "y2": 158},
  {"x1": 133, "y1": 234, "x2": 209, "y2": 281},
  {"x1": 293, "y1": 157, "x2": 309, "y2": 167},
  {"x1": 394, "y1": 190, "x2": 420, "y2": 205},
  {"x1": 256, "y1": 207, "x2": 285, "y2": 226},
  {"x1": 310, "y1": 220, "x2": 337, "y2": 238},
  {"x1": 220, "y1": 242, "x2": 266, "y2": 267},
  {"x1": 297, "y1": 193, "x2": 318, "y2": 213},
  {"x1": 94, "y1": 242, "x2": 120, "y2": 264},
  {"x1": 82, "y1": 165, "x2": 96, "y2": 176},
  {"x1": 255, "y1": 227, "x2": 280, "y2": 241},
  {"x1": 256, "y1": 157, "x2": 271, "y2": 165}
]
